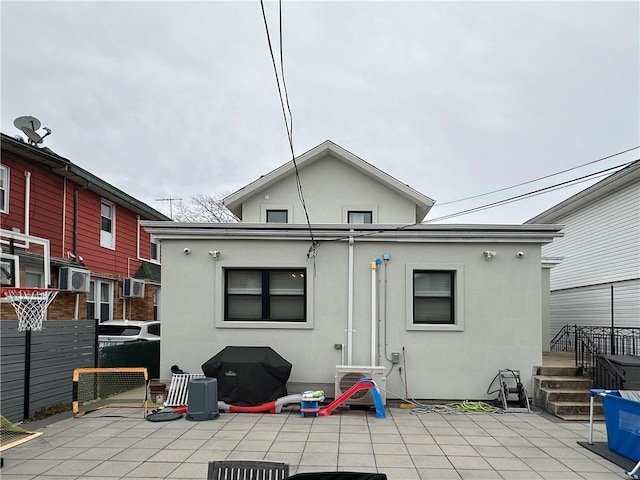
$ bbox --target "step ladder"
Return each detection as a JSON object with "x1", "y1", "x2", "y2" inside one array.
[{"x1": 495, "y1": 369, "x2": 531, "y2": 413}]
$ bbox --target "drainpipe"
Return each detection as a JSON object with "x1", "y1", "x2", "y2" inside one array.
[
  {"x1": 347, "y1": 233, "x2": 354, "y2": 365},
  {"x1": 72, "y1": 186, "x2": 83, "y2": 320},
  {"x1": 73, "y1": 188, "x2": 79, "y2": 258},
  {"x1": 24, "y1": 171, "x2": 31, "y2": 237},
  {"x1": 370, "y1": 261, "x2": 377, "y2": 366},
  {"x1": 62, "y1": 178, "x2": 67, "y2": 254},
  {"x1": 383, "y1": 253, "x2": 390, "y2": 362}
]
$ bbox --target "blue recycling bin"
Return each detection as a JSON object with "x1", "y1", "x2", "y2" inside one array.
[{"x1": 601, "y1": 391, "x2": 640, "y2": 462}]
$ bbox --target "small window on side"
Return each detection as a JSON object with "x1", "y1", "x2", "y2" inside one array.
[
  {"x1": 266, "y1": 210, "x2": 288, "y2": 223},
  {"x1": 348, "y1": 211, "x2": 372, "y2": 224}
]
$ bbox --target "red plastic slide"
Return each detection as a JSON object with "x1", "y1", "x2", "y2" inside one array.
[{"x1": 319, "y1": 380, "x2": 376, "y2": 417}]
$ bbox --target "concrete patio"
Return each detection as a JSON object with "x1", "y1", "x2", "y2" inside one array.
[{"x1": 0, "y1": 403, "x2": 629, "y2": 480}]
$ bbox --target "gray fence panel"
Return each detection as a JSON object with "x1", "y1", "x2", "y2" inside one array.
[
  {"x1": 27, "y1": 321, "x2": 96, "y2": 417},
  {"x1": 0, "y1": 319, "x2": 96, "y2": 422},
  {"x1": 1, "y1": 323, "x2": 27, "y2": 422}
]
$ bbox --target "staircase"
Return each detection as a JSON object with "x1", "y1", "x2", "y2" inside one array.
[{"x1": 533, "y1": 352, "x2": 603, "y2": 421}]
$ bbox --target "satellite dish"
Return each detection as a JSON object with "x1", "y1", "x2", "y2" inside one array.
[
  {"x1": 14, "y1": 116, "x2": 41, "y2": 131},
  {"x1": 13, "y1": 116, "x2": 52, "y2": 146},
  {"x1": 20, "y1": 126, "x2": 43, "y2": 144}
]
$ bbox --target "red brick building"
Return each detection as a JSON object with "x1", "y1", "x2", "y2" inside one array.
[{"x1": 1, "y1": 132, "x2": 170, "y2": 323}]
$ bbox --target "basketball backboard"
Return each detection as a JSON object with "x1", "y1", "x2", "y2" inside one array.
[{"x1": 0, "y1": 229, "x2": 51, "y2": 290}]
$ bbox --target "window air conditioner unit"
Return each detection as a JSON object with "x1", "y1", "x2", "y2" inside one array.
[
  {"x1": 58, "y1": 267, "x2": 91, "y2": 293},
  {"x1": 123, "y1": 278, "x2": 145, "y2": 298},
  {"x1": 334, "y1": 365, "x2": 386, "y2": 406}
]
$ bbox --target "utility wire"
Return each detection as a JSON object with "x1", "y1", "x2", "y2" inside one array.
[
  {"x1": 423, "y1": 162, "x2": 631, "y2": 223},
  {"x1": 319, "y1": 159, "x2": 634, "y2": 242},
  {"x1": 260, "y1": 0, "x2": 318, "y2": 260},
  {"x1": 437, "y1": 146, "x2": 639, "y2": 206}
]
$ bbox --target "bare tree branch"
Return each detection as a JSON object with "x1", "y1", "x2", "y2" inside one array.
[{"x1": 173, "y1": 192, "x2": 239, "y2": 223}]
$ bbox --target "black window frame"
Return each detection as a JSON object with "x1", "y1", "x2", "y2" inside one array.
[
  {"x1": 224, "y1": 268, "x2": 306, "y2": 322},
  {"x1": 347, "y1": 210, "x2": 373, "y2": 224},
  {"x1": 266, "y1": 209, "x2": 288, "y2": 223},
  {"x1": 413, "y1": 270, "x2": 455, "y2": 325}
]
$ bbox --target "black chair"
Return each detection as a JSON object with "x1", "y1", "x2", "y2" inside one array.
[
  {"x1": 207, "y1": 460, "x2": 289, "y2": 480},
  {"x1": 286, "y1": 473, "x2": 387, "y2": 480}
]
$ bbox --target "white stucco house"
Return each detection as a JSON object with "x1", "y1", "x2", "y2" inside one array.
[
  {"x1": 527, "y1": 159, "x2": 640, "y2": 348},
  {"x1": 143, "y1": 141, "x2": 563, "y2": 401}
]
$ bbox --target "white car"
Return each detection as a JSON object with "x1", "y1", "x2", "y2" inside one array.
[{"x1": 98, "y1": 320, "x2": 161, "y2": 347}]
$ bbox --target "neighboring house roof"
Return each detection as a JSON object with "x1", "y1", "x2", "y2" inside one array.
[
  {"x1": 224, "y1": 140, "x2": 435, "y2": 223},
  {"x1": 526, "y1": 159, "x2": 640, "y2": 224},
  {"x1": 1, "y1": 133, "x2": 171, "y2": 221}
]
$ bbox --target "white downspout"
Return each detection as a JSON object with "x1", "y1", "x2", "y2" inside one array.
[
  {"x1": 370, "y1": 261, "x2": 377, "y2": 366},
  {"x1": 24, "y1": 171, "x2": 31, "y2": 237},
  {"x1": 136, "y1": 216, "x2": 141, "y2": 259},
  {"x1": 347, "y1": 234, "x2": 354, "y2": 365},
  {"x1": 62, "y1": 177, "x2": 67, "y2": 254}
]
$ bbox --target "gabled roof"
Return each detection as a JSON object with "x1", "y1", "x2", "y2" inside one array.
[
  {"x1": 224, "y1": 140, "x2": 435, "y2": 223},
  {"x1": 1, "y1": 133, "x2": 170, "y2": 221},
  {"x1": 526, "y1": 160, "x2": 640, "y2": 224}
]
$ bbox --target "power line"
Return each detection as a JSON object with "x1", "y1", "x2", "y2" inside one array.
[
  {"x1": 319, "y1": 158, "x2": 635, "y2": 242},
  {"x1": 260, "y1": 0, "x2": 318, "y2": 260},
  {"x1": 423, "y1": 161, "x2": 633, "y2": 223},
  {"x1": 437, "y1": 146, "x2": 639, "y2": 206}
]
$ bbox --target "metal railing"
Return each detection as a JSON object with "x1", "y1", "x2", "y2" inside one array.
[
  {"x1": 594, "y1": 355, "x2": 627, "y2": 390},
  {"x1": 550, "y1": 324, "x2": 640, "y2": 376}
]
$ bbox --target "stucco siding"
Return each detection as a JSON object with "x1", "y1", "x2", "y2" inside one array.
[
  {"x1": 541, "y1": 184, "x2": 640, "y2": 290},
  {"x1": 240, "y1": 155, "x2": 418, "y2": 224},
  {"x1": 160, "y1": 237, "x2": 544, "y2": 400}
]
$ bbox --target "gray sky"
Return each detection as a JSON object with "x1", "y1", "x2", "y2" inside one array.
[{"x1": 2, "y1": 1, "x2": 638, "y2": 224}]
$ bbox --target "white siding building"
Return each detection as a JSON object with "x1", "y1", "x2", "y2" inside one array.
[{"x1": 527, "y1": 160, "x2": 640, "y2": 347}]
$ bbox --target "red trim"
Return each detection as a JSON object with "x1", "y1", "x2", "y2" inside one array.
[{"x1": 1, "y1": 287, "x2": 58, "y2": 295}]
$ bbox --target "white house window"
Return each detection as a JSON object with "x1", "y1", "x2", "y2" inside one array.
[
  {"x1": 87, "y1": 279, "x2": 113, "y2": 322},
  {"x1": 348, "y1": 210, "x2": 372, "y2": 224},
  {"x1": 0, "y1": 256, "x2": 16, "y2": 287},
  {"x1": 413, "y1": 271, "x2": 455, "y2": 324},
  {"x1": 0, "y1": 164, "x2": 8, "y2": 213},
  {"x1": 150, "y1": 237, "x2": 159, "y2": 261},
  {"x1": 100, "y1": 199, "x2": 115, "y2": 249},
  {"x1": 225, "y1": 269, "x2": 306, "y2": 322},
  {"x1": 24, "y1": 270, "x2": 43, "y2": 288},
  {"x1": 266, "y1": 210, "x2": 288, "y2": 223}
]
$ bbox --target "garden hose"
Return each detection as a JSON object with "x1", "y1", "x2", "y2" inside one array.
[{"x1": 448, "y1": 401, "x2": 500, "y2": 414}]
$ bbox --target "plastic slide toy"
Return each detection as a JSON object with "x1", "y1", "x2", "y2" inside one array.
[{"x1": 319, "y1": 379, "x2": 386, "y2": 418}]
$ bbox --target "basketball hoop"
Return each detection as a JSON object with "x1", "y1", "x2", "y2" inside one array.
[{"x1": 1, "y1": 288, "x2": 58, "y2": 331}]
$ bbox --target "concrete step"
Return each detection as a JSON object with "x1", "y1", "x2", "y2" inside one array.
[
  {"x1": 548, "y1": 401, "x2": 603, "y2": 417},
  {"x1": 541, "y1": 389, "x2": 601, "y2": 403},
  {"x1": 558, "y1": 413, "x2": 605, "y2": 422},
  {"x1": 537, "y1": 366, "x2": 581, "y2": 377},
  {"x1": 533, "y1": 375, "x2": 592, "y2": 390}
]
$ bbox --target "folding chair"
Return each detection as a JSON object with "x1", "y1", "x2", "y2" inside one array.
[{"x1": 207, "y1": 460, "x2": 289, "y2": 480}]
